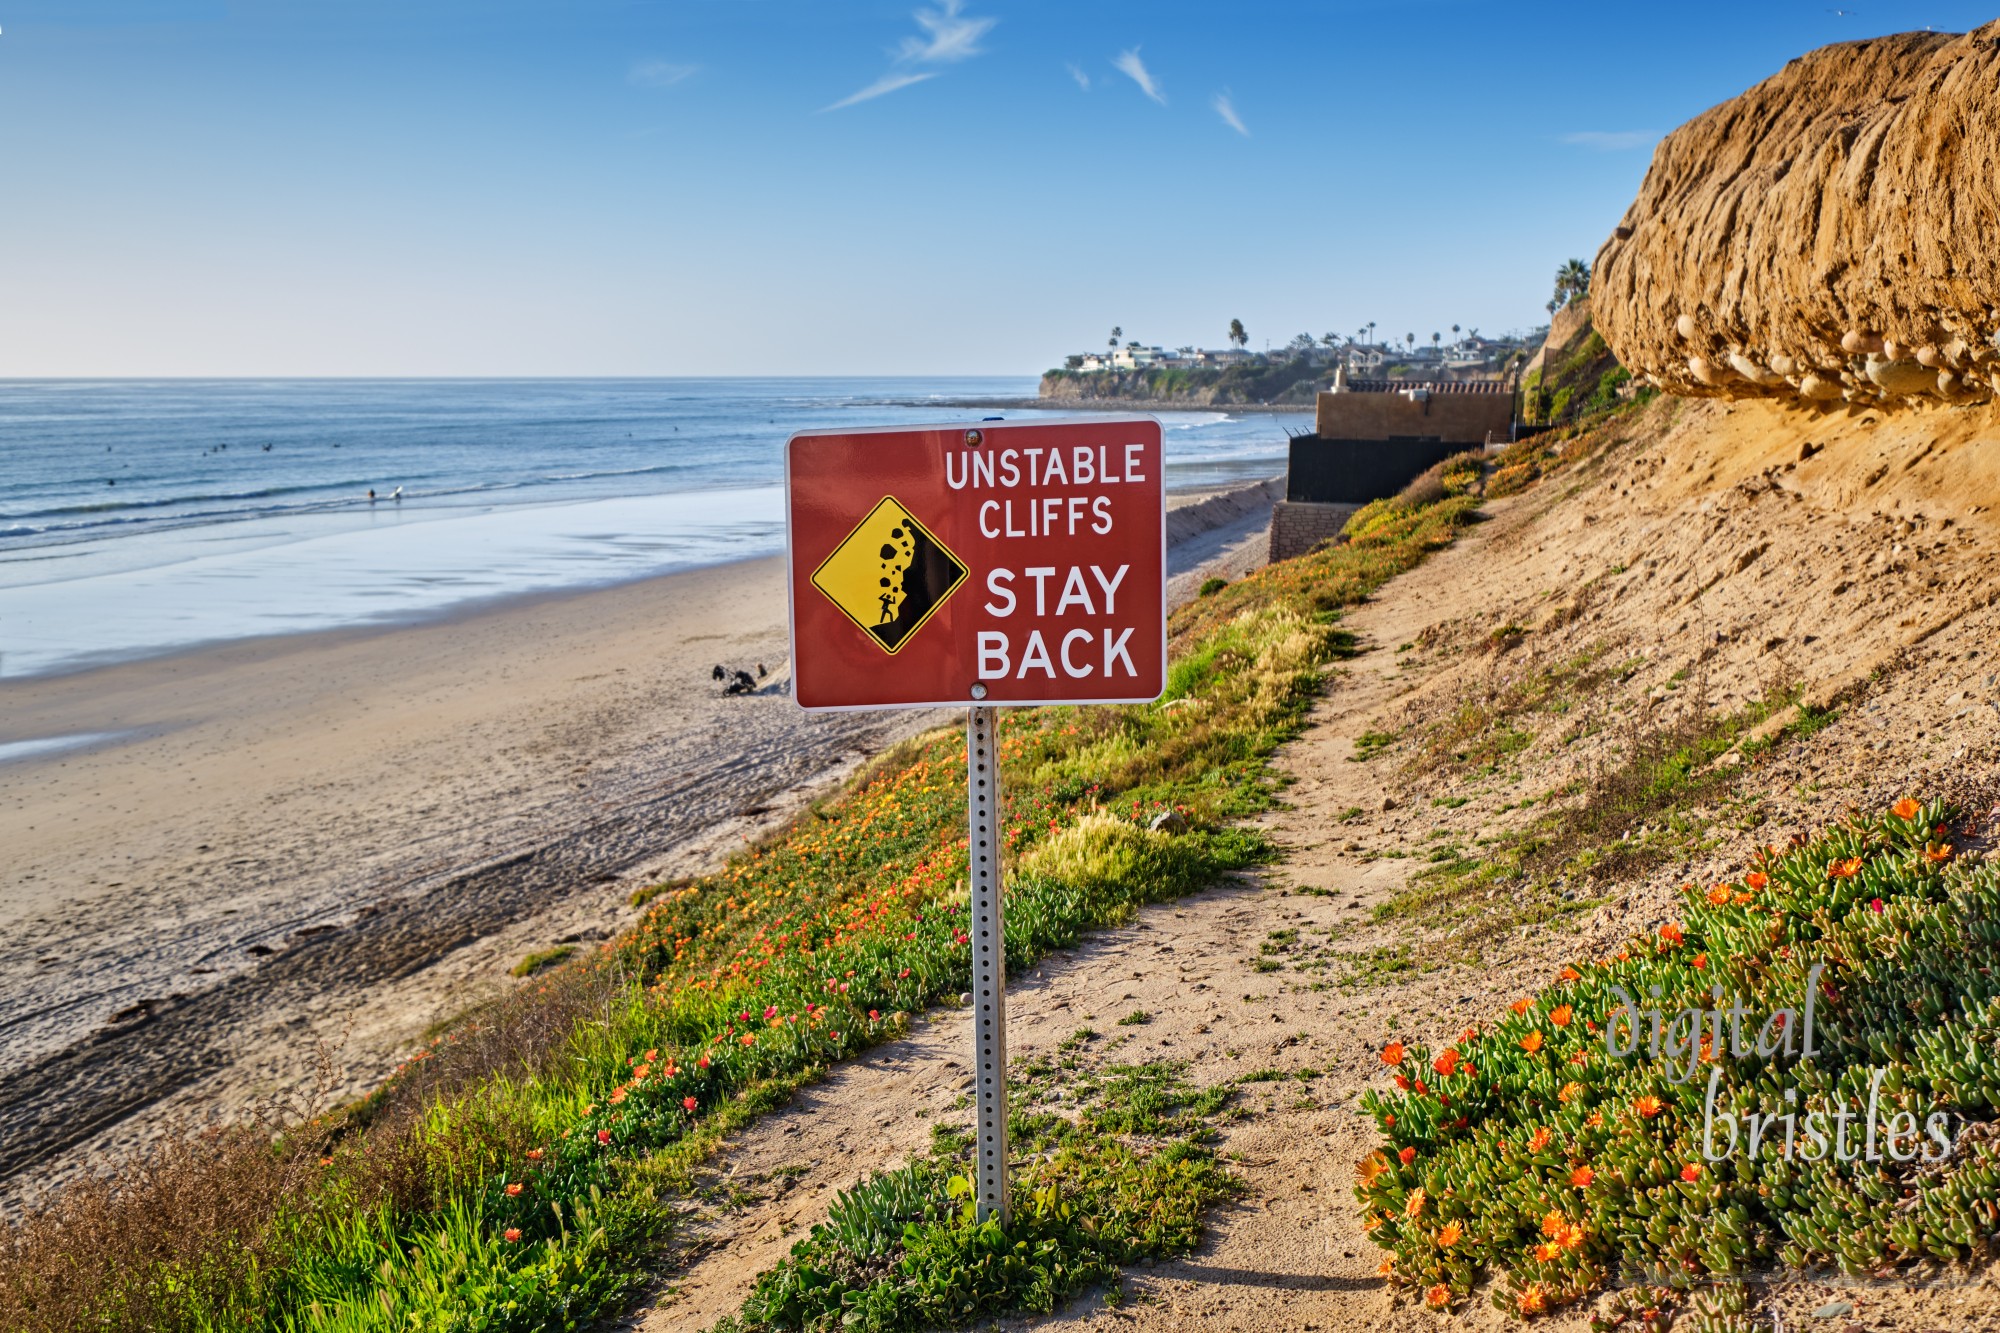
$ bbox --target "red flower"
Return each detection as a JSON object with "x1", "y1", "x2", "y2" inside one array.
[
  {"x1": 683, "y1": 1096, "x2": 698, "y2": 1112},
  {"x1": 504, "y1": 1228, "x2": 522, "y2": 1243},
  {"x1": 505, "y1": 1183, "x2": 523, "y2": 1198},
  {"x1": 1380, "y1": 1042, "x2": 1406, "y2": 1067},
  {"x1": 1680, "y1": 1163, "x2": 1702, "y2": 1183},
  {"x1": 1398, "y1": 1146, "x2": 1417, "y2": 1165},
  {"x1": 1870, "y1": 898, "x2": 1885, "y2": 914},
  {"x1": 1658, "y1": 922, "x2": 1684, "y2": 946},
  {"x1": 1745, "y1": 871, "x2": 1768, "y2": 890},
  {"x1": 1432, "y1": 1048, "x2": 1460, "y2": 1077},
  {"x1": 868, "y1": 1009, "x2": 880, "y2": 1021},
  {"x1": 596, "y1": 1129, "x2": 611, "y2": 1145}
]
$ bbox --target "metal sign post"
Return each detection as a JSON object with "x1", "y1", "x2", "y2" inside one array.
[{"x1": 966, "y1": 704, "x2": 1009, "y2": 1225}]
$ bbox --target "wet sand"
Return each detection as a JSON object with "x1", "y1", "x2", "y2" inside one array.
[{"x1": 0, "y1": 481, "x2": 1279, "y2": 1196}]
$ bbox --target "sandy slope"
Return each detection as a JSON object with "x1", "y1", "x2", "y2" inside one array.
[
  {"x1": 0, "y1": 483, "x2": 1278, "y2": 1201},
  {"x1": 628, "y1": 397, "x2": 2000, "y2": 1331}
]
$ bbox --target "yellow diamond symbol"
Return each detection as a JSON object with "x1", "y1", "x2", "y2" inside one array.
[{"x1": 810, "y1": 496, "x2": 968, "y2": 655}]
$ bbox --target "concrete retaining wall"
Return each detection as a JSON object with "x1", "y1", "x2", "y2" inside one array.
[{"x1": 1267, "y1": 500, "x2": 1359, "y2": 563}]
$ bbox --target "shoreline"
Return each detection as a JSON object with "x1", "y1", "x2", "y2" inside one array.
[{"x1": 0, "y1": 477, "x2": 1282, "y2": 1195}]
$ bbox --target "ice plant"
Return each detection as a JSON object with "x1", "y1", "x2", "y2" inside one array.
[{"x1": 1380, "y1": 1041, "x2": 1406, "y2": 1067}]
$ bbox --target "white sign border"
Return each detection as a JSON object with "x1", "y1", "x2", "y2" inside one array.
[{"x1": 784, "y1": 416, "x2": 1170, "y2": 713}]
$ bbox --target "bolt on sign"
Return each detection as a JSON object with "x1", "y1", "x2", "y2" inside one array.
[
  {"x1": 786, "y1": 419, "x2": 1166, "y2": 1226},
  {"x1": 787, "y1": 419, "x2": 1166, "y2": 709}
]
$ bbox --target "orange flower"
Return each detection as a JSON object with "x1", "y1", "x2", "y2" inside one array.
[
  {"x1": 1557, "y1": 1081, "x2": 1584, "y2": 1104},
  {"x1": 1510, "y1": 997, "x2": 1533, "y2": 1015},
  {"x1": 1377, "y1": 1256, "x2": 1395, "y2": 1277},
  {"x1": 1357, "y1": 1152, "x2": 1390, "y2": 1187},
  {"x1": 1433, "y1": 1048, "x2": 1460, "y2": 1077},
  {"x1": 1425, "y1": 1283, "x2": 1452, "y2": 1308},
  {"x1": 1550, "y1": 1004, "x2": 1573, "y2": 1028},
  {"x1": 1380, "y1": 1041, "x2": 1406, "y2": 1067},
  {"x1": 1680, "y1": 1163, "x2": 1702, "y2": 1183},
  {"x1": 526, "y1": 1149, "x2": 544, "y2": 1162},
  {"x1": 1634, "y1": 1095, "x2": 1664, "y2": 1119},
  {"x1": 1406, "y1": 1187, "x2": 1427, "y2": 1219},
  {"x1": 1540, "y1": 1211, "x2": 1568, "y2": 1238},
  {"x1": 1437, "y1": 1220, "x2": 1462, "y2": 1248},
  {"x1": 1569, "y1": 1165, "x2": 1595, "y2": 1188},
  {"x1": 1659, "y1": 922, "x2": 1684, "y2": 946},
  {"x1": 1746, "y1": 871, "x2": 1768, "y2": 890},
  {"x1": 1533, "y1": 1240, "x2": 1561, "y2": 1262},
  {"x1": 1586, "y1": 1110, "x2": 1605, "y2": 1128},
  {"x1": 1829, "y1": 857, "x2": 1863, "y2": 879},
  {"x1": 1398, "y1": 1146, "x2": 1417, "y2": 1166},
  {"x1": 1692, "y1": 952, "x2": 1708, "y2": 970},
  {"x1": 1363, "y1": 1212, "x2": 1386, "y2": 1232},
  {"x1": 503, "y1": 1227, "x2": 522, "y2": 1243},
  {"x1": 1528, "y1": 1126, "x2": 1553, "y2": 1152},
  {"x1": 505, "y1": 1182, "x2": 523, "y2": 1198},
  {"x1": 1457, "y1": 1026, "x2": 1480, "y2": 1044},
  {"x1": 1558, "y1": 966, "x2": 1582, "y2": 982},
  {"x1": 1925, "y1": 842, "x2": 1954, "y2": 864},
  {"x1": 1892, "y1": 797, "x2": 1921, "y2": 820},
  {"x1": 1706, "y1": 884, "x2": 1731, "y2": 906},
  {"x1": 608, "y1": 1087, "x2": 628, "y2": 1105},
  {"x1": 1520, "y1": 1030, "x2": 1544, "y2": 1053},
  {"x1": 1517, "y1": 1283, "x2": 1548, "y2": 1315}
]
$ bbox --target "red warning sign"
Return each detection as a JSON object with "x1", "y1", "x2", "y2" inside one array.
[{"x1": 786, "y1": 419, "x2": 1166, "y2": 710}]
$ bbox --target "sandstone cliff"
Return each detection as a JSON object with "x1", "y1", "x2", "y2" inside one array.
[{"x1": 1591, "y1": 21, "x2": 2000, "y2": 409}]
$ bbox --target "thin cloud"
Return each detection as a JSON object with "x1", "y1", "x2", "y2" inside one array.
[
  {"x1": 822, "y1": 70, "x2": 939, "y2": 112},
  {"x1": 629, "y1": 60, "x2": 698, "y2": 88},
  {"x1": 824, "y1": 0, "x2": 993, "y2": 111},
  {"x1": 1212, "y1": 91, "x2": 1248, "y2": 136},
  {"x1": 1067, "y1": 62, "x2": 1091, "y2": 91},
  {"x1": 1113, "y1": 48, "x2": 1164, "y2": 104},
  {"x1": 1559, "y1": 130, "x2": 1656, "y2": 150},
  {"x1": 897, "y1": 0, "x2": 994, "y2": 64}
]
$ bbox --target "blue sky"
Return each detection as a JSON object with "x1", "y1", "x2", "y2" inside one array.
[{"x1": 1, "y1": 1, "x2": 1988, "y2": 376}]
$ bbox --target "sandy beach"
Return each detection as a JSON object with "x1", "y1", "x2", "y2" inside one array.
[{"x1": 0, "y1": 479, "x2": 1279, "y2": 1195}]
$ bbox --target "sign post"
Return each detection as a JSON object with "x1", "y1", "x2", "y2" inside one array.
[
  {"x1": 786, "y1": 418, "x2": 1167, "y2": 1225},
  {"x1": 966, "y1": 703, "x2": 1008, "y2": 1222}
]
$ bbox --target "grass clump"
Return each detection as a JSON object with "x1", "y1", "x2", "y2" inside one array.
[
  {"x1": 713, "y1": 1063, "x2": 1236, "y2": 1332},
  {"x1": 511, "y1": 944, "x2": 577, "y2": 977},
  {"x1": 1356, "y1": 798, "x2": 2000, "y2": 1318}
]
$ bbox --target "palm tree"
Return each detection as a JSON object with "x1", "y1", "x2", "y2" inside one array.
[
  {"x1": 1451, "y1": 323, "x2": 1461, "y2": 342},
  {"x1": 1108, "y1": 326, "x2": 1122, "y2": 349},
  {"x1": 1228, "y1": 319, "x2": 1247, "y2": 349},
  {"x1": 1553, "y1": 258, "x2": 1591, "y2": 307},
  {"x1": 1405, "y1": 333, "x2": 1415, "y2": 350},
  {"x1": 1321, "y1": 333, "x2": 1338, "y2": 350},
  {"x1": 1367, "y1": 321, "x2": 1377, "y2": 347},
  {"x1": 1431, "y1": 332, "x2": 1441, "y2": 355}
]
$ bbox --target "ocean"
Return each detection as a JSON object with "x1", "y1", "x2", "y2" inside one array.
[{"x1": 0, "y1": 379, "x2": 1304, "y2": 680}]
